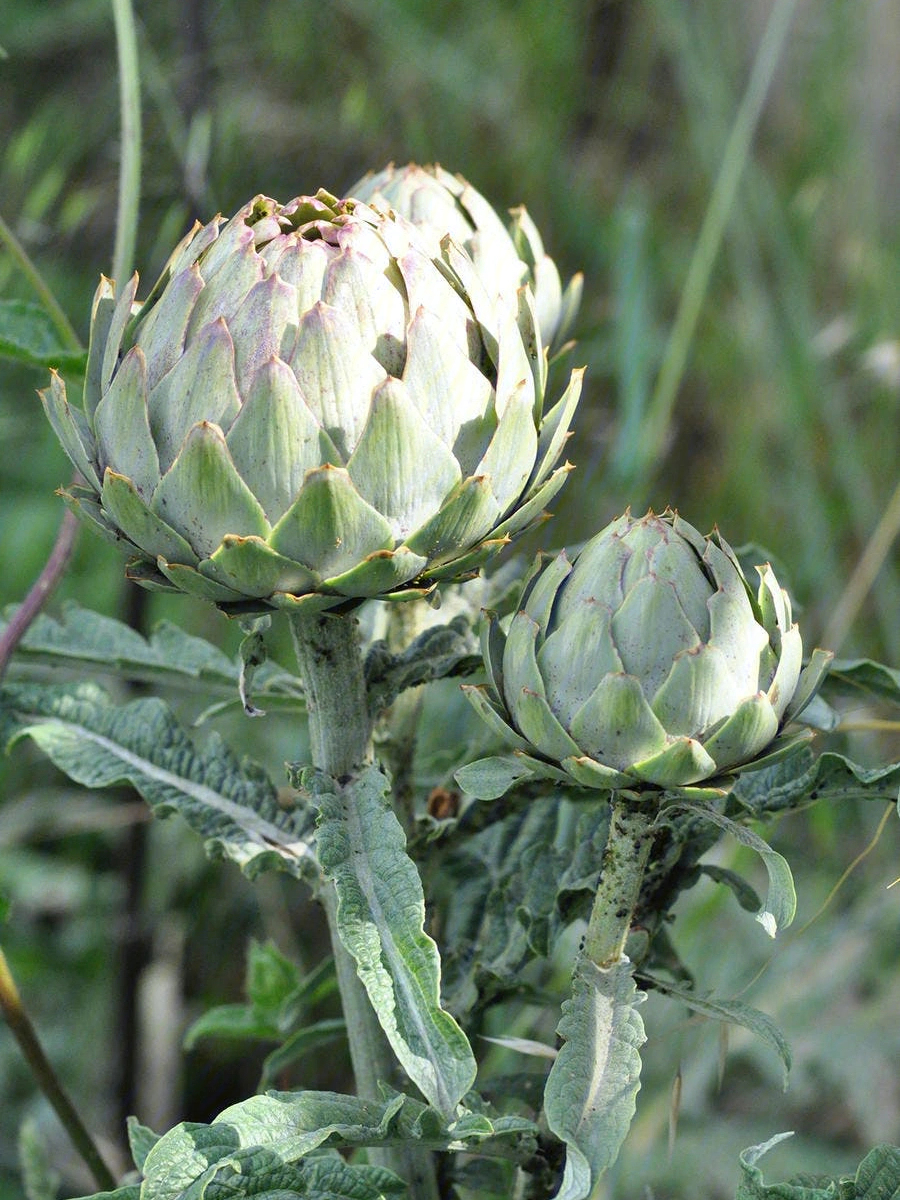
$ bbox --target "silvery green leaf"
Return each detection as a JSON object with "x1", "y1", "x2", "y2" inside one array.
[
  {"x1": 1, "y1": 680, "x2": 316, "y2": 882},
  {"x1": 544, "y1": 956, "x2": 646, "y2": 1198},
  {"x1": 309, "y1": 765, "x2": 476, "y2": 1114}
]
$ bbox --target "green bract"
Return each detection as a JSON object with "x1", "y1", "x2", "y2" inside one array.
[
  {"x1": 349, "y1": 163, "x2": 583, "y2": 358},
  {"x1": 462, "y1": 510, "x2": 832, "y2": 795},
  {"x1": 43, "y1": 190, "x2": 582, "y2": 614}
]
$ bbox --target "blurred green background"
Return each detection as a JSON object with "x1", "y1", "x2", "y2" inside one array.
[{"x1": 1, "y1": 1, "x2": 900, "y2": 1196}]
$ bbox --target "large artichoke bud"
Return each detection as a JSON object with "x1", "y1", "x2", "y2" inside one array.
[
  {"x1": 42, "y1": 190, "x2": 582, "y2": 614},
  {"x1": 462, "y1": 510, "x2": 831, "y2": 795},
  {"x1": 349, "y1": 163, "x2": 582, "y2": 359}
]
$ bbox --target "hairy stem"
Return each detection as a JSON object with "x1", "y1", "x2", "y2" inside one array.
[
  {"x1": 0, "y1": 946, "x2": 117, "y2": 1192},
  {"x1": 288, "y1": 612, "x2": 439, "y2": 1199},
  {"x1": 584, "y1": 797, "x2": 654, "y2": 968}
]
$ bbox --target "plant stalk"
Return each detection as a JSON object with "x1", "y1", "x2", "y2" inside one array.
[
  {"x1": 584, "y1": 796, "x2": 654, "y2": 968},
  {"x1": 0, "y1": 945, "x2": 117, "y2": 1192},
  {"x1": 287, "y1": 611, "x2": 439, "y2": 1200},
  {"x1": 111, "y1": 0, "x2": 142, "y2": 283}
]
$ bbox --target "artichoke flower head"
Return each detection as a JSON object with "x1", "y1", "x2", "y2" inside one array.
[
  {"x1": 349, "y1": 163, "x2": 583, "y2": 359},
  {"x1": 43, "y1": 188, "x2": 583, "y2": 614},
  {"x1": 462, "y1": 509, "x2": 832, "y2": 797}
]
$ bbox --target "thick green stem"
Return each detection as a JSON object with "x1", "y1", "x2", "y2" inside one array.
[
  {"x1": 0, "y1": 946, "x2": 117, "y2": 1192},
  {"x1": 584, "y1": 796, "x2": 654, "y2": 968},
  {"x1": 288, "y1": 612, "x2": 439, "y2": 1200}
]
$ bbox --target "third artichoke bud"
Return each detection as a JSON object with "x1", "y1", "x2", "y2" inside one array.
[
  {"x1": 462, "y1": 510, "x2": 832, "y2": 796},
  {"x1": 43, "y1": 188, "x2": 582, "y2": 613}
]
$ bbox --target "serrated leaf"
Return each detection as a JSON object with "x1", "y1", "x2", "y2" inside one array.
[
  {"x1": 0, "y1": 299, "x2": 85, "y2": 371},
  {"x1": 310, "y1": 765, "x2": 476, "y2": 1114},
  {"x1": 638, "y1": 972, "x2": 791, "y2": 1087},
  {"x1": 733, "y1": 1132, "x2": 894, "y2": 1200},
  {"x1": 2, "y1": 601, "x2": 303, "y2": 706},
  {"x1": 1, "y1": 680, "x2": 318, "y2": 882},
  {"x1": 544, "y1": 956, "x2": 647, "y2": 1199},
  {"x1": 665, "y1": 800, "x2": 796, "y2": 935},
  {"x1": 364, "y1": 616, "x2": 481, "y2": 712},
  {"x1": 138, "y1": 1088, "x2": 530, "y2": 1200},
  {"x1": 732, "y1": 748, "x2": 900, "y2": 818},
  {"x1": 855, "y1": 1145, "x2": 900, "y2": 1200}
]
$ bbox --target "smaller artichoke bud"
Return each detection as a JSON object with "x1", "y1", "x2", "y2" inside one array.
[
  {"x1": 349, "y1": 163, "x2": 583, "y2": 359},
  {"x1": 462, "y1": 510, "x2": 832, "y2": 795},
  {"x1": 42, "y1": 189, "x2": 583, "y2": 614}
]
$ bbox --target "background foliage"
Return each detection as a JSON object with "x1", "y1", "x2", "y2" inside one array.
[{"x1": 1, "y1": 1, "x2": 899, "y2": 1196}]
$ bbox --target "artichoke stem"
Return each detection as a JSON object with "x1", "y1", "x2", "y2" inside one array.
[
  {"x1": 288, "y1": 611, "x2": 373, "y2": 777},
  {"x1": 584, "y1": 796, "x2": 654, "y2": 968},
  {"x1": 287, "y1": 611, "x2": 440, "y2": 1200}
]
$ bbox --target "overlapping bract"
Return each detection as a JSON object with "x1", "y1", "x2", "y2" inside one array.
[
  {"x1": 465, "y1": 510, "x2": 831, "y2": 793},
  {"x1": 42, "y1": 190, "x2": 582, "y2": 614},
  {"x1": 349, "y1": 163, "x2": 583, "y2": 358}
]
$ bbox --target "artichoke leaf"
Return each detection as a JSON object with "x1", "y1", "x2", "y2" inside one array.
[
  {"x1": 226, "y1": 357, "x2": 333, "y2": 523},
  {"x1": 490, "y1": 460, "x2": 572, "y2": 541},
  {"x1": 764, "y1": 623, "x2": 803, "y2": 719},
  {"x1": 404, "y1": 474, "x2": 500, "y2": 562},
  {"x1": 40, "y1": 372, "x2": 101, "y2": 492},
  {"x1": 513, "y1": 687, "x2": 583, "y2": 764},
  {"x1": 156, "y1": 558, "x2": 245, "y2": 603},
  {"x1": 529, "y1": 367, "x2": 584, "y2": 491},
  {"x1": 783, "y1": 647, "x2": 834, "y2": 722},
  {"x1": 290, "y1": 301, "x2": 387, "y2": 460},
  {"x1": 205, "y1": 536, "x2": 319, "y2": 600},
  {"x1": 568, "y1": 674, "x2": 668, "y2": 772},
  {"x1": 701, "y1": 693, "x2": 780, "y2": 771},
  {"x1": 502, "y1": 612, "x2": 546, "y2": 700},
  {"x1": 147, "y1": 318, "x2": 242, "y2": 474},
  {"x1": 101, "y1": 470, "x2": 199, "y2": 565},
  {"x1": 631, "y1": 736, "x2": 718, "y2": 788},
  {"x1": 93, "y1": 347, "x2": 160, "y2": 499},
  {"x1": 347, "y1": 378, "x2": 461, "y2": 539},
  {"x1": 561, "y1": 755, "x2": 634, "y2": 791},
  {"x1": 403, "y1": 306, "x2": 493, "y2": 450},
  {"x1": 269, "y1": 464, "x2": 393, "y2": 577},
  {"x1": 185, "y1": 240, "x2": 263, "y2": 336},
  {"x1": 228, "y1": 273, "x2": 301, "y2": 392},
  {"x1": 151, "y1": 422, "x2": 270, "y2": 558},
  {"x1": 100, "y1": 273, "x2": 139, "y2": 395},
  {"x1": 83, "y1": 276, "x2": 117, "y2": 416},
  {"x1": 61, "y1": 484, "x2": 136, "y2": 550},
  {"x1": 134, "y1": 263, "x2": 204, "y2": 388},
  {"x1": 322, "y1": 546, "x2": 430, "y2": 599},
  {"x1": 479, "y1": 609, "x2": 508, "y2": 701},
  {"x1": 650, "y1": 643, "x2": 742, "y2": 737},
  {"x1": 610, "y1": 574, "x2": 702, "y2": 697},
  {"x1": 474, "y1": 379, "x2": 538, "y2": 513},
  {"x1": 538, "y1": 606, "x2": 622, "y2": 728},
  {"x1": 460, "y1": 684, "x2": 533, "y2": 754}
]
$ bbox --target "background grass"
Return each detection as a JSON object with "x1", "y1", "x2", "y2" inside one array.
[{"x1": 1, "y1": 1, "x2": 900, "y2": 1196}]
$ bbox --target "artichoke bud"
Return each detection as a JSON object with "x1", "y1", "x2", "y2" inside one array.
[
  {"x1": 349, "y1": 162, "x2": 583, "y2": 359},
  {"x1": 465, "y1": 509, "x2": 832, "y2": 794},
  {"x1": 42, "y1": 187, "x2": 583, "y2": 615}
]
